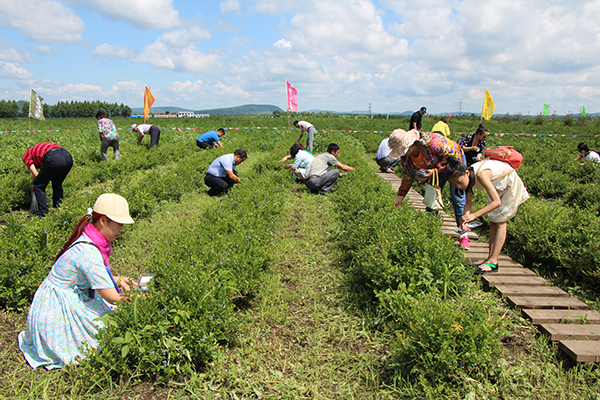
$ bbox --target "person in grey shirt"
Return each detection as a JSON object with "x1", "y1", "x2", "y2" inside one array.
[{"x1": 304, "y1": 143, "x2": 355, "y2": 194}]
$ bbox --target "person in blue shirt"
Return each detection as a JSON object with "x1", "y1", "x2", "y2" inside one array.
[
  {"x1": 205, "y1": 149, "x2": 248, "y2": 196},
  {"x1": 196, "y1": 128, "x2": 225, "y2": 149}
]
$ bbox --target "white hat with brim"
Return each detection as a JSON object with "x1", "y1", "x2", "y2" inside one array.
[
  {"x1": 93, "y1": 193, "x2": 134, "y2": 224},
  {"x1": 131, "y1": 124, "x2": 137, "y2": 130},
  {"x1": 388, "y1": 129, "x2": 420, "y2": 159}
]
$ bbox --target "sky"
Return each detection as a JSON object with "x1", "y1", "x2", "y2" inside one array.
[{"x1": 0, "y1": 0, "x2": 599, "y2": 115}]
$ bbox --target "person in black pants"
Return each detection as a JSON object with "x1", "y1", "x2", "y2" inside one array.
[
  {"x1": 22, "y1": 143, "x2": 73, "y2": 216},
  {"x1": 132, "y1": 124, "x2": 161, "y2": 148},
  {"x1": 204, "y1": 149, "x2": 247, "y2": 196}
]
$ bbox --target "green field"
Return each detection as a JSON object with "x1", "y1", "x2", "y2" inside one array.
[{"x1": 1, "y1": 115, "x2": 599, "y2": 399}]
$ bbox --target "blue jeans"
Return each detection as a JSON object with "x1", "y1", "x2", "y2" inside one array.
[{"x1": 438, "y1": 173, "x2": 466, "y2": 233}]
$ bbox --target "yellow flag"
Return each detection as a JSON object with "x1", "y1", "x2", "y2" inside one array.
[
  {"x1": 482, "y1": 89, "x2": 495, "y2": 120},
  {"x1": 144, "y1": 86, "x2": 156, "y2": 121}
]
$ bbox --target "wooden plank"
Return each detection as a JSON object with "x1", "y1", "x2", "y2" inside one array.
[
  {"x1": 506, "y1": 296, "x2": 589, "y2": 310},
  {"x1": 464, "y1": 252, "x2": 515, "y2": 262},
  {"x1": 494, "y1": 285, "x2": 569, "y2": 298},
  {"x1": 559, "y1": 340, "x2": 600, "y2": 363},
  {"x1": 523, "y1": 309, "x2": 600, "y2": 325},
  {"x1": 483, "y1": 275, "x2": 549, "y2": 288},
  {"x1": 539, "y1": 324, "x2": 600, "y2": 341},
  {"x1": 493, "y1": 268, "x2": 537, "y2": 276},
  {"x1": 441, "y1": 229, "x2": 479, "y2": 239},
  {"x1": 465, "y1": 258, "x2": 525, "y2": 268}
]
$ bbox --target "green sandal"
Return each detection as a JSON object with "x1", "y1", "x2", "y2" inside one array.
[{"x1": 475, "y1": 262, "x2": 498, "y2": 274}]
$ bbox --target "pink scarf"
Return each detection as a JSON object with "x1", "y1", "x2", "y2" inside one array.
[
  {"x1": 83, "y1": 222, "x2": 121, "y2": 293},
  {"x1": 83, "y1": 223, "x2": 113, "y2": 266}
]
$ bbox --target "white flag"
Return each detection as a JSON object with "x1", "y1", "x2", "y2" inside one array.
[{"x1": 29, "y1": 89, "x2": 45, "y2": 121}]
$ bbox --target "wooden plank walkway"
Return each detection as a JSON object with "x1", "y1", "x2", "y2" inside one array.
[{"x1": 376, "y1": 171, "x2": 599, "y2": 363}]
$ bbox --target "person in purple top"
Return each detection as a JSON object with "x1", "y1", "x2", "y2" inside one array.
[{"x1": 196, "y1": 128, "x2": 225, "y2": 149}]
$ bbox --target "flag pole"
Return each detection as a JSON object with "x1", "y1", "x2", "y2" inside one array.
[{"x1": 287, "y1": 108, "x2": 290, "y2": 141}]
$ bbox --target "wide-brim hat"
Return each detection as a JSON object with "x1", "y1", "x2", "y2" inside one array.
[
  {"x1": 93, "y1": 193, "x2": 134, "y2": 224},
  {"x1": 130, "y1": 124, "x2": 137, "y2": 130},
  {"x1": 388, "y1": 129, "x2": 420, "y2": 159}
]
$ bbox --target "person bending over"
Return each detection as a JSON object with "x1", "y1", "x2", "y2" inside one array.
[
  {"x1": 132, "y1": 123, "x2": 161, "y2": 148},
  {"x1": 445, "y1": 158, "x2": 530, "y2": 274},
  {"x1": 196, "y1": 128, "x2": 225, "y2": 149}
]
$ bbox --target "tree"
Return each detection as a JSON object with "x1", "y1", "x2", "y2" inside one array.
[{"x1": 272, "y1": 110, "x2": 281, "y2": 118}]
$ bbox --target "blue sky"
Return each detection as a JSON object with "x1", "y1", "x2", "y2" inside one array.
[{"x1": 1, "y1": 0, "x2": 599, "y2": 115}]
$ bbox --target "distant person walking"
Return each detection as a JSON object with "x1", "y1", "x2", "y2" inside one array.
[
  {"x1": 96, "y1": 111, "x2": 119, "y2": 162},
  {"x1": 23, "y1": 142, "x2": 73, "y2": 216},
  {"x1": 431, "y1": 117, "x2": 451, "y2": 137},
  {"x1": 196, "y1": 128, "x2": 225, "y2": 149},
  {"x1": 132, "y1": 123, "x2": 161, "y2": 148},
  {"x1": 409, "y1": 107, "x2": 427, "y2": 131},
  {"x1": 575, "y1": 142, "x2": 600, "y2": 165},
  {"x1": 293, "y1": 120, "x2": 317, "y2": 153},
  {"x1": 205, "y1": 149, "x2": 248, "y2": 196},
  {"x1": 303, "y1": 143, "x2": 355, "y2": 195}
]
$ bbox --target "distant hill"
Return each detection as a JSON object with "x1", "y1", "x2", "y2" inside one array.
[{"x1": 132, "y1": 104, "x2": 283, "y2": 115}]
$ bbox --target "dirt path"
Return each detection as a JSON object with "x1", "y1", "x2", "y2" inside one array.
[{"x1": 198, "y1": 192, "x2": 393, "y2": 399}]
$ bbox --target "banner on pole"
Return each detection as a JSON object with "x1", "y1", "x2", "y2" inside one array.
[
  {"x1": 286, "y1": 80, "x2": 298, "y2": 111},
  {"x1": 29, "y1": 89, "x2": 45, "y2": 121},
  {"x1": 144, "y1": 86, "x2": 156, "y2": 121},
  {"x1": 482, "y1": 89, "x2": 495, "y2": 120},
  {"x1": 543, "y1": 104, "x2": 549, "y2": 116}
]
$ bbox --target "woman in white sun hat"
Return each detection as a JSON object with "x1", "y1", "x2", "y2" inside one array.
[
  {"x1": 389, "y1": 128, "x2": 471, "y2": 249},
  {"x1": 19, "y1": 193, "x2": 136, "y2": 369}
]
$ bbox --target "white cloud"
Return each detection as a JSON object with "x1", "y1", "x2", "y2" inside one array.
[
  {"x1": 160, "y1": 26, "x2": 212, "y2": 47},
  {"x1": 67, "y1": 0, "x2": 181, "y2": 30},
  {"x1": 0, "y1": 62, "x2": 34, "y2": 80},
  {"x1": 249, "y1": 0, "x2": 299, "y2": 14},
  {"x1": 0, "y1": 0, "x2": 84, "y2": 43},
  {"x1": 0, "y1": 39, "x2": 32, "y2": 63},
  {"x1": 220, "y1": 0, "x2": 240, "y2": 13},
  {"x1": 92, "y1": 43, "x2": 135, "y2": 59},
  {"x1": 273, "y1": 39, "x2": 291, "y2": 49}
]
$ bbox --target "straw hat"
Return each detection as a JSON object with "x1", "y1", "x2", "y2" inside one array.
[
  {"x1": 93, "y1": 193, "x2": 134, "y2": 224},
  {"x1": 388, "y1": 129, "x2": 420, "y2": 159}
]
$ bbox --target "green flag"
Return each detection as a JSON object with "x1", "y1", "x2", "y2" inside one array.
[
  {"x1": 543, "y1": 104, "x2": 549, "y2": 116},
  {"x1": 343, "y1": 114, "x2": 346, "y2": 119},
  {"x1": 29, "y1": 89, "x2": 45, "y2": 121},
  {"x1": 583, "y1": 106, "x2": 586, "y2": 117},
  {"x1": 355, "y1": 116, "x2": 357, "y2": 119}
]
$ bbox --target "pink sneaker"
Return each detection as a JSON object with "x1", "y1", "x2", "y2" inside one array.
[{"x1": 459, "y1": 234, "x2": 470, "y2": 250}]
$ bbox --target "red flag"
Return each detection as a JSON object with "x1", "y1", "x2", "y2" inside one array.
[
  {"x1": 144, "y1": 86, "x2": 156, "y2": 121},
  {"x1": 286, "y1": 80, "x2": 298, "y2": 111},
  {"x1": 448, "y1": 113, "x2": 451, "y2": 120}
]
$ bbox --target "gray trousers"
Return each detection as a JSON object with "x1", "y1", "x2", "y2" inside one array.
[
  {"x1": 376, "y1": 156, "x2": 400, "y2": 171},
  {"x1": 304, "y1": 169, "x2": 339, "y2": 193},
  {"x1": 101, "y1": 136, "x2": 120, "y2": 161},
  {"x1": 305, "y1": 126, "x2": 316, "y2": 153}
]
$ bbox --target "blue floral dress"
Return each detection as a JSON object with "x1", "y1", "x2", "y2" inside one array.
[{"x1": 18, "y1": 233, "x2": 115, "y2": 369}]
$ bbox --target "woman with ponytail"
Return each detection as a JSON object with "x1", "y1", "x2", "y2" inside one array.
[
  {"x1": 444, "y1": 158, "x2": 529, "y2": 274},
  {"x1": 19, "y1": 193, "x2": 135, "y2": 369}
]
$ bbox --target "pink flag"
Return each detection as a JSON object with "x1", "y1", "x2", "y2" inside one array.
[{"x1": 286, "y1": 80, "x2": 298, "y2": 111}]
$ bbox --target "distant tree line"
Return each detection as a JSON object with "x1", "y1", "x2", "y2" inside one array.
[
  {"x1": 0, "y1": 100, "x2": 20, "y2": 118},
  {"x1": 0, "y1": 99, "x2": 132, "y2": 118}
]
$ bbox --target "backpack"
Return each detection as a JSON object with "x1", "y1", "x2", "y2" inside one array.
[{"x1": 483, "y1": 146, "x2": 523, "y2": 169}]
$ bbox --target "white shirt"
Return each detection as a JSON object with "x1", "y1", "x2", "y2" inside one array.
[
  {"x1": 584, "y1": 151, "x2": 600, "y2": 163},
  {"x1": 376, "y1": 138, "x2": 392, "y2": 160}
]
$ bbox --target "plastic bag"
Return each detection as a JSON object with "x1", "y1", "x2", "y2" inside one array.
[{"x1": 424, "y1": 184, "x2": 444, "y2": 211}]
